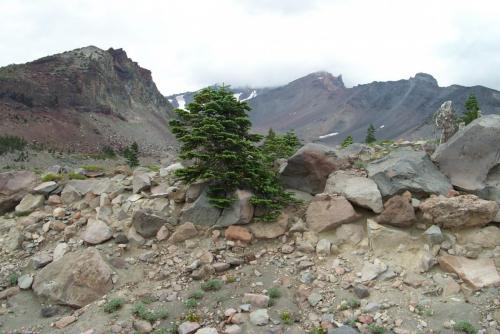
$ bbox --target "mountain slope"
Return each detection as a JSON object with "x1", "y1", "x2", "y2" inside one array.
[
  {"x1": 0, "y1": 46, "x2": 175, "y2": 153},
  {"x1": 169, "y1": 72, "x2": 500, "y2": 143}
]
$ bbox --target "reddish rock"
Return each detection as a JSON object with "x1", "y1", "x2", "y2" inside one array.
[
  {"x1": 438, "y1": 255, "x2": 500, "y2": 290},
  {"x1": 420, "y1": 194, "x2": 498, "y2": 228},
  {"x1": 224, "y1": 226, "x2": 252, "y2": 243},
  {"x1": 375, "y1": 194, "x2": 416, "y2": 227},
  {"x1": 306, "y1": 194, "x2": 360, "y2": 232}
]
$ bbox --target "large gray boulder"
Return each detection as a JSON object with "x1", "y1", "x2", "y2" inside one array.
[
  {"x1": 216, "y1": 190, "x2": 254, "y2": 226},
  {"x1": 0, "y1": 171, "x2": 37, "y2": 214},
  {"x1": 432, "y1": 115, "x2": 500, "y2": 201},
  {"x1": 15, "y1": 194, "x2": 45, "y2": 215},
  {"x1": 32, "y1": 248, "x2": 113, "y2": 308},
  {"x1": 367, "y1": 148, "x2": 452, "y2": 198},
  {"x1": 180, "y1": 189, "x2": 221, "y2": 225},
  {"x1": 279, "y1": 143, "x2": 350, "y2": 194},
  {"x1": 132, "y1": 209, "x2": 168, "y2": 238},
  {"x1": 325, "y1": 171, "x2": 383, "y2": 213}
]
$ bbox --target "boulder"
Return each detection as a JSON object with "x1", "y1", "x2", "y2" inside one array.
[
  {"x1": 325, "y1": 171, "x2": 383, "y2": 213},
  {"x1": 15, "y1": 194, "x2": 45, "y2": 215},
  {"x1": 305, "y1": 194, "x2": 360, "y2": 232},
  {"x1": 279, "y1": 143, "x2": 350, "y2": 194},
  {"x1": 248, "y1": 213, "x2": 288, "y2": 239},
  {"x1": 432, "y1": 115, "x2": 500, "y2": 199},
  {"x1": 375, "y1": 194, "x2": 416, "y2": 227},
  {"x1": 132, "y1": 209, "x2": 168, "y2": 238},
  {"x1": 224, "y1": 226, "x2": 252, "y2": 243},
  {"x1": 456, "y1": 225, "x2": 500, "y2": 248},
  {"x1": 81, "y1": 219, "x2": 113, "y2": 244},
  {"x1": 33, "y1": 181, "x2": 58, "y2": 195},
  {"x1": 367, "y1": 148, "x2": 452, "y2": 198},
  {"x1": 216, "y1": 190, "x2": 254, "y2": 226},
  {"x1": 169, "y1": 222, "x2": 198, "y2": 243},
  {"x1": 159, "y1": 162, "x2": 183, "y2": 177},
  {"x1": 334, "y1": 223, "x2": 365, "y2": 245},
  {"x1": 367, "y1": 219, "x2": 421, "y2": 256},
  {"x1": 132, "y1": 170, "x2": 151, "y2": 194},
  {"x1": 0, "y1": 171, "x2": 37, "y2": 214},
  {"x1": 419, "y1": 194, "x2": 498, "y2": 228},
  {"x1": 438, "y1": 255, "x2": 500, "y2": 290},
  {"x1": 180, "y1": 189, "x2": 221, "y2": 226},
  {"x1": 32, "y1": 248, "x2": 113, "y2": 307}
]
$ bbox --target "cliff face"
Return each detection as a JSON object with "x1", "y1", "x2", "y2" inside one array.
[{"x1": 0, "y1": 46, "x2": 175, "y2": 153}]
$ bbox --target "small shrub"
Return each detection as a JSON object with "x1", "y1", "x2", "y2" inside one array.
[
  {"x1": 365, "y1": 124, "x2": 376, "y2": 144},
  {"x1": 368, "y1": 324, "x2": 386, "y2": 334},
  {"x1": 339, "y1": 299, "x2": 360, "y2": 310},
  {"x1": 415, "y1": 304, "x2": 434, "y2": 317},
  {"x1": 267, "y1": 287, "x2": 281, "y2": 299},
  {"x1": 307, "y1": 327, "x2": 326, "y2": 334},
  {"x1": 189, "y1": 290, "x2": 204, "y2": 300},
  {"x1": 41, "y1": 173, "x2": 63, "y2": 182},
  {"x1": 185, "y1": 312, "x2": 201, "y2": 322},
  {"x1": 200, "y1": 279, "x2": 223, "y2": 291},
  {"x1": 226, "y1": 275, "x2": 237, "y2": 283},
  {"x1": 8, "y1": 273, "x2": 18, "y2": 286},
  {"x1": 82, "y1": 165, "x2": 103, "y2": 172},
  {"x1": 68, "y1": 172, "x2": 87, "y2": 180},
  {"x1": 280, "y1": 310, "x2": 294, "y2": 325},
  {"x1": 353, "y1": 160, "x2": 366, "y2": 169},
  {"x1": 147, "y1": 164, "x2": 160, "y2": 172},
  {"x1": 184, "y1": 298, "x2": 198, "y2": 309},
  {"x1": 132, "y1": 302, "x2": 168, "y2": 322},
  {"x1": 453, "y1": 320, "x2": 478, "y2": 334},
  {"x1": 103, "y1": 298, "x2": 124, "y2": 313}
]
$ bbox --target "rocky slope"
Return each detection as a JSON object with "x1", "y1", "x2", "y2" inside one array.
[
  {"x1": 0, "y1": 116, "x2": 499, "y2": 333},
  {"x1": 0, "y1": 46, "x2": 176, "y2": 153},
  {"x1": 169, "y1": 72, "x2": 500, "y2": 144}
]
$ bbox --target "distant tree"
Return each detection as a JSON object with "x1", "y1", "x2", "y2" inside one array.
[
  {"x1": 461, "y1": 94, "x2": 481, "y2": 125},
  {"x1": 124, "y1": 142, "x2": 139, "y2": 167},
  {"x1": 341, "y1": 135, "x2": 353, "y2": 148},
  {"x1": 365, "y1": 124, "x2": 376, "y2": 144},
  {"x1": 261, "y1": 129, "x2": 301, "y2": 165},
  {"x1": 169, "y1": 86, "x2": 294, "y2": 220}
]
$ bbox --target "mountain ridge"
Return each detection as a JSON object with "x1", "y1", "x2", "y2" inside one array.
[
  {"x1": 168, "y1": 71, "x2": 500, "y2": 143},
  {"x1": 0, "y1": 46, "x2": 176, "y2": 153}
]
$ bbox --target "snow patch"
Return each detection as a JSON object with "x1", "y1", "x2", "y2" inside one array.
[
  {"x1": 318, "y1": 132, "x2": 339, "y2": 139},
  {"x1": 175, "y1": 95, "x2": 186, "y2": 109},
  {"x1": 380, "y1": 125, "x2": 385, "y2": 129},
  {"x1": 241, "y1": 90, "x2": 258, "y2": 101},
  {"x1": 233, "y1": 93, "x2": 242, "y2": 101},
  {"x1": 168, "y1": 98, "x2": 173, "y2": 103}
]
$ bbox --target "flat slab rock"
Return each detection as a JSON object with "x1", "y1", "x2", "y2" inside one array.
[
  {"x1": 438, "y1": 254, "x2": 500, "y2": 290},
  {"x1": 306, "y1": 194, "x2": 360, "y2": 232}
]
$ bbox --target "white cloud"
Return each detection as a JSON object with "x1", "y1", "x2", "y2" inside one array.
[{"x1": 0, "y1": 0, "x2": 499, "y2": 94}]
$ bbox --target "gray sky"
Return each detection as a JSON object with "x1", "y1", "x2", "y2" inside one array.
[{"x1": 1, "y1": 0, "x2": 500, "y2": 94}]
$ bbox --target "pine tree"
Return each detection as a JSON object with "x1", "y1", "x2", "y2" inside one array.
[
  {"x1": 124, "y1": 142, "x2": 139, "y2": 167},
  {"x1": 365, "y1": 124, "x2": 376, "y2": 144},
  {"x1": 341, "y1": 135, "x2": 353, "y2": 148},
  {"x1": 169, "y1": 86, "x2": 293, "y2": 219},
  {"x1": 261, "y1": 129, "x2": 300, "y2": 166},
  {"x1": 461, "y1": 94, "x2": 480, "y2": 125}
]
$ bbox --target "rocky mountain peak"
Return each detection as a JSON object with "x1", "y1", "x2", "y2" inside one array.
[
  {"x1": 0, "y1": 46, "x2": 175, "y2": 153},
  {"x1": 411, "y1": 72, "x2": 438, "y2": 86},
  {"x1": 289, "y1": 71, "x2": 345, "y2": 92}
]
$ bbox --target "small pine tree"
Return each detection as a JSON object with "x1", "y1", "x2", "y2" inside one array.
[
  {"x1": 261, "y1": 129, "x2": 301, "y2": 166},
  {"x1": 341, "y1": 135, "x2": 353, "y2": 148},
  {"x1": 461, "y1": 94, "x2": 480, "y2": 125},
  {"x1": 124, "y1": 142, "x2": 139, "y2": 167},
  {"x1": 365, "y1": 124, "x2": 376, "y2": 144},
  {"x1": 169, "y1": 86, "x2": 294, "y2": 219}
]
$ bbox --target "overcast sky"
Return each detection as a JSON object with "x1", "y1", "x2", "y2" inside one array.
[{"x1": 1, "y1": 0, "x2": 499, "y2": 94}]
